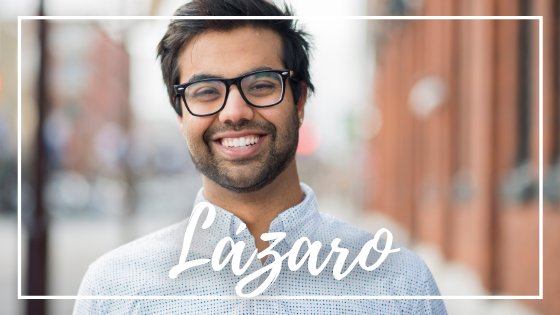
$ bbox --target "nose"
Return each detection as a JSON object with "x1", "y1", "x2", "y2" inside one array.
[{"x1": 217, "y1": 85, "x2": 254, "y2": 124}]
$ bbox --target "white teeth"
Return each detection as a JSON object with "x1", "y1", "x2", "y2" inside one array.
[{"x1": 221, "y1": 136, "x2": 259, "y2": 148}]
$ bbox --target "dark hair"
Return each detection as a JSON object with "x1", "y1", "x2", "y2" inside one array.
[{"x1": 157, "y1": 0, "x2": 314, "y2": 116}]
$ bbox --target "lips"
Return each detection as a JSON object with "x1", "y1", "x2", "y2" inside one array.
[{"x1": 211, "y1": 131, "x2": 268, "y2": 160}]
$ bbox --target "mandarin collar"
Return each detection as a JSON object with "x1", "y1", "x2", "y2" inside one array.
[{"x1": 193, "y1": 183, "x2": 321, "y2": 247}]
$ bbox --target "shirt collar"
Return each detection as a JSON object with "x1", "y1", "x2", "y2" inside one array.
[{"x1": 193, "y1": 183, "x2": 321, "y2": 247}]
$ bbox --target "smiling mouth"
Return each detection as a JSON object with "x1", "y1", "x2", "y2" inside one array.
[{"x1": 219, "y1": 135, "x2": 261, "y2": 148}]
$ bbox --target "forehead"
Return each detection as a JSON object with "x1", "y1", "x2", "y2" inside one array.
[{"x1": 178, "y1": 26, "x2": 284, "y2": 82}]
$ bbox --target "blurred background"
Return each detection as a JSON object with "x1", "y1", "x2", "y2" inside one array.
[{"x1": 1, "y1": 0, "x2": 559, "y2": 314}]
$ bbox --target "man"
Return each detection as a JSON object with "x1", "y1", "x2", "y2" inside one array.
[{"x1": 74, "y1": 0, "x2": 447, "y2": 314}]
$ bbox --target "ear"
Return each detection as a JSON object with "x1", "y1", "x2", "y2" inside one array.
[
  {"x1": 296, "y1": 82, "x2": 308, "y2": 124},
  {"x1": 176, "y1": 105, "x2": 189, "y2": 141},
  {"x1": 174, "y1": 96, "x2": 184, "y2": 125},
  {"x1": 173, "y1": 95, "x2": 183, "y2": 117}
]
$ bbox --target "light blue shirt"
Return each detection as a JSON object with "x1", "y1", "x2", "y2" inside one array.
[{"x1": 74, "y1": 184, "x2": 447, "y2": 314}]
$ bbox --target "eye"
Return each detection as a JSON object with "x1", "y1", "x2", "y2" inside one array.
[
  {"x1": 190, "y1": 88, "x2": 221, "y2": 101},
  {"x1": 244, "y1": 77, "x2": 281, "y2": 97},
  {"x1": 194, "y1": 88, "x2": 220, "y2": 97},
  {"x1": 250, "y1": 81, "x2": 276, "y2": 92},
  {"x1": 186, "y1": 81, "x2": 224, "y2": 102}
]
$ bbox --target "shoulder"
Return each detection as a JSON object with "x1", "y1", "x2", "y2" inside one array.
[{"x1": 76, "y1": 220, "x2": 188, "y2": 296}]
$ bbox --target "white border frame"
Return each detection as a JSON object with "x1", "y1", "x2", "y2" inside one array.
[{"x1": 17, "y1": 15, "x2": 544, "y2": 300}]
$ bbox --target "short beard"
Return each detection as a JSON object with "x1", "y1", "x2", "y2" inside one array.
[{"x1": 189, "y1": 111, "x2": 299, "y2": 193}]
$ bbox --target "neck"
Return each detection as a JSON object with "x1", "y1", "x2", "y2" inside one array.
[{"x1": 201, "y1": 160, "x2": 304, "y2": 253}]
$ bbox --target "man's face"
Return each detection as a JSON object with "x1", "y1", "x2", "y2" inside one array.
[{"x1": 177, "y1": 26, "x2": 303, "y2": 193}]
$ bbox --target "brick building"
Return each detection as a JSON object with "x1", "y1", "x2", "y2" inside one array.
[{"x1": 365, "y1": 0, "x2": 559, "y2": 314}]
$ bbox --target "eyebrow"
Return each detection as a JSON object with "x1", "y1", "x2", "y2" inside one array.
[{"x1": 186, "y1": 66, "x2": 275, "y2": 84}]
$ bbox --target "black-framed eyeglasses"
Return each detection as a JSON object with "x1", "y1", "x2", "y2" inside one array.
[{"x1": 174, "y1": 69, "x2": 294, "y2": 117}]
